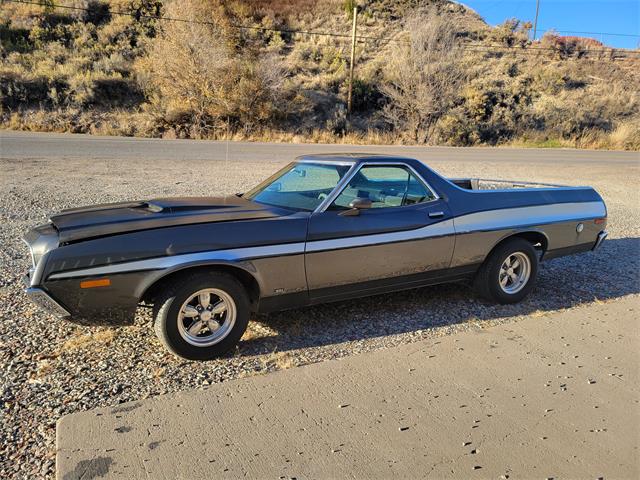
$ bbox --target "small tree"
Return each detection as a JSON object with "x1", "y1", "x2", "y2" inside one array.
[
  {"x1": 139, "y1": 0, "x2": 287, "y2": 137},
  {"x1": 381, "y1": 11, "x2": 465, "y2": 143}
]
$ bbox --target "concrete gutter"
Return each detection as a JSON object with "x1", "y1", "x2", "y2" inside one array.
[{"x1": 57, "y1": 296, "x2": 639, "y2": 479}]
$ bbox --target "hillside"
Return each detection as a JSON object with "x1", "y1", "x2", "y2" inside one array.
[{"x1": 1, "y1": 0, "x2": 638, "y2": 149}]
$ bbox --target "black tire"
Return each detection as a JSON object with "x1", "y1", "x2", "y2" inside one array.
[
  {"x1": 153, "y1": 271, "x2": 250, "y2": 360},
  {"x1": 473, "y1": 237, "x2": 539, "y2": 304}
]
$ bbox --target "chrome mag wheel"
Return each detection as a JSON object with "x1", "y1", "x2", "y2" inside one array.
[
  {"x1": 177, "y1": 288, "x2": 236, "y2": 347},
  {"x1": 498, "y1": 252, "x2": 531, "y2": 294}
]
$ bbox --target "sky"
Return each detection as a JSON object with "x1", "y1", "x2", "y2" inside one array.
[{"x1": 460, "y1": 0, "x2": 640, "y2": 49}]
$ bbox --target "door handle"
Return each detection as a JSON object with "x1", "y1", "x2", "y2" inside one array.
[{"x1": 428, "y1": 211, "x2": 445, "y2": 218}]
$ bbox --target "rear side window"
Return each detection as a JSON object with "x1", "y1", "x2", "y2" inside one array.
[{"x1": 330, "y1": 165, "x2": 436, "y2": 209}]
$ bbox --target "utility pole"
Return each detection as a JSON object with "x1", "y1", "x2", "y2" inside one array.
[
  {"x1": 533, "y1": 0, "x2": 540, "y2": 40},
  {"x1": 347, "y1": 6, "x2": 358, "y2": 115}
]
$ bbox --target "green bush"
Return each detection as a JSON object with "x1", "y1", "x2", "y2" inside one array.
[
  {"x1": 0, "y1": 72, "x2": 56, "y2": 108},
  {"x1": 343, "y1": 0, "x2": 357, "y2": 18},
  {"x1": 0, "y1": 22, "x2": 33, "y2": 54},
  {"x1": 350, "y1": 78, "x2": 382, "y2": 112}
]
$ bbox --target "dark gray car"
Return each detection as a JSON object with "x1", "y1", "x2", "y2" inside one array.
[{"x1": 23, "y1": 154, "x2": 608, "y2": 360}]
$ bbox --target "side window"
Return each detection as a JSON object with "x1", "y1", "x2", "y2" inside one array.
[{"x1": 331, "y1": 165, "x2": 436, "y2": 210}]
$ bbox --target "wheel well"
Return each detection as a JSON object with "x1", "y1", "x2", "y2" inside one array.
[
  {"x1": 140, "y1": 265, "x2": 261, "y2": 308},
  {"x1": 491, "y1": 231, "x2": 548, "y2": 259}
]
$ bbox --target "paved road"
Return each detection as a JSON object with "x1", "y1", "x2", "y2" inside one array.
[
  {"x1": 1, "y1": 130, "x2": 638, "y2": 165},
  {"x1": 57, "y1": 297, "x2": 639, "y2": 480}
]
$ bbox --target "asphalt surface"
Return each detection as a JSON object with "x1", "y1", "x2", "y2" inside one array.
[
  {"x1": 1, "y1": 130, "x2": 638, "y2": 165},
  {"x1": 57, "y1": 297, "x2": 639, "y2": 479}
]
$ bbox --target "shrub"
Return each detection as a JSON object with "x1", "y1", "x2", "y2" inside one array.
[
  {"x1": 343, "y1": 0, "x2": 357, "y2": 18},
  {"x1": 608, "y1": 119, "x2": 640, "y2": 150},
  {"x1": 540, "y1": 33, "x2": 604, "y2": 59},
  {"x1": 380, "y1": 9, "x2": 466, "y2": 143},
  {"x1": 350, "y1": 78, "x2": 382, "y2": 112},
  {"x1": 486, "y1": 19, "x2": 531, "y2": 47},
  {"x1": 139, "y1": 0, "x2": 289, "y2": 137},
  {"x1": 0, "y1": 21, "x2": 32, "y2": 53},
  {"x1": 82, "y1": 0, "x2": 112, "y2": 26},
  {"x1": 0, "y1": 71, "x2": 54, "y2": 108}
]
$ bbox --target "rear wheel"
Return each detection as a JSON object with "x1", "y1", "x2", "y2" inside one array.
[
  {"x1": 474, "y1": 238, "x2": 539, "y2": 304},
  {"x1": 153, "y1": 272, "x2": 250, "y2": 360}
]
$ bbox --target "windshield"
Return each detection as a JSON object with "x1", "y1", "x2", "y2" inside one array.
[{"x1": 244, "y1": 162, "x2": 353, "y2": 211}]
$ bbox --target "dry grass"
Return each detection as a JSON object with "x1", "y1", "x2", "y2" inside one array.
[
  {"x1": 61, "y1": 329, "x2": 117, "y2": 352},
  {"x1": 261, "y1": 350, "x2": 298, "y2": 371},
  {"x1": 33, "y1": 359, "x2": 54, "y2": 379},
  {"x1": 241, "y1": 322, "x2": 279, "y2": 342},
  {"x1": 1, "y1": 0, "x2": 638, "y2": 150}
]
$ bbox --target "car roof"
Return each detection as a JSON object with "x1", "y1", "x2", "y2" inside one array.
[{"x1": 294, "y1": 153, "x2": 419, "y2": 164}]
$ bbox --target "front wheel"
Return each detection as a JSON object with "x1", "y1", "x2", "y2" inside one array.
[
  {"x1": 153, "y1": 272, "x2": 250, "y2": 360},
  {"x1": 474, "y1": 238, "x2": 539, "y2": 304}
]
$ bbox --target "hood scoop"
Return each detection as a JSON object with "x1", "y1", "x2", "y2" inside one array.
[
  {"x1": 135, "y1": 199, "x2": 234, "y2": 214},
  {"x1": 138, "y1": 202, "x2": 164, "y2": 213},
  {"x1": 140, "y1": 197, "x2": 246, "y2": 213}
]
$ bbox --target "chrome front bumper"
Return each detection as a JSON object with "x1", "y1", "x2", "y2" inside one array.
[
  {"x1": 593, "y1": 230, "x2": 608, "y2": 251},
  {"x1": 24, "y1": 285, "x2": 70, "y2": 318}
]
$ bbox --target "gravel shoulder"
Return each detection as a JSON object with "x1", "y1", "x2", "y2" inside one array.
[{"x1": 1, "y1": 133, "x2": 639, "y2": 479}]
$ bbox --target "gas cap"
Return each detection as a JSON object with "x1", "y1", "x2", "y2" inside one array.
[{"x1": 576, "y1": 223, "x2": 584, "y2": 233}]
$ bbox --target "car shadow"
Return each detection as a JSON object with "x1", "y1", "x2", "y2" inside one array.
[{"x1": 238, "y1": 237, "x2": 640, "y2": 356}]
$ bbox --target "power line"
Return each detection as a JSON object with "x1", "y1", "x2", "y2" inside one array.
[
  {"x1": 464, "y1": 42, "x2": 640, "y2": 56},
  {"x1": 2, "y1": 0, "x2": 384, "y2": 41},
  {"x1": 459, "y1": 45, "x2": 638, "y2": 60},
  {"x1": 3, "y1": 0, "x2": 639, "y2": 59},
  {"x1": 537, "y1": 28, "x2": 640, "y2": 38}
]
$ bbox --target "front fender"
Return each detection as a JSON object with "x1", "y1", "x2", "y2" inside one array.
[{"x1": 134, "y1": 259, "x2": 262, "y2": 302}]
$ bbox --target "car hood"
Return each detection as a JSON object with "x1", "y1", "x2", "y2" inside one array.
[{"x1": 50, "y1": 195, "x2": 284, "y2": 243}]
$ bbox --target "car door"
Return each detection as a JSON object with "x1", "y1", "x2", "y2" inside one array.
[{"x1": 305, "y1": 163, "x2": 455, "y2": 302}]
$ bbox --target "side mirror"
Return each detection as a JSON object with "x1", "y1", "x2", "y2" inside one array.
[{"x1": 339, "y1": 197, "x2": 372, "y2": 216}]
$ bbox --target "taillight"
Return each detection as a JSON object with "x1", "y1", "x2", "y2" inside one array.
[{"x1": 594, "y1": 218, "x2": 606, "y2": 225}]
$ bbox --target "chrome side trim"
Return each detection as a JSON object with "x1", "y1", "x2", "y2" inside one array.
[
  {"x1": 25, "y1": 287, "x2": 70, "y2": 317},
  {"x1": 593, "y1": 230, "x2": 608, "y2": 250},
  {"x1": 48, "y1": 243, "x2": 307, "y2": 280},
  {"x1": 306, "y1": 219, "x2": 455, "y2": 252},
  {"x1": 454, "y1": 202, "x2": 606, "y2": 234},
  {"x1": 297, "y1": 160, "x2": 356, "y2": 166},
  {"x1": 314, "y1": 161, "x2": 441, "y2": 214}
]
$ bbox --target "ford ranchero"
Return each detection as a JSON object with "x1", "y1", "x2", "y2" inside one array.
[{"x1": 23, "y1": 154, "x2": 608, "y2": 360}]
